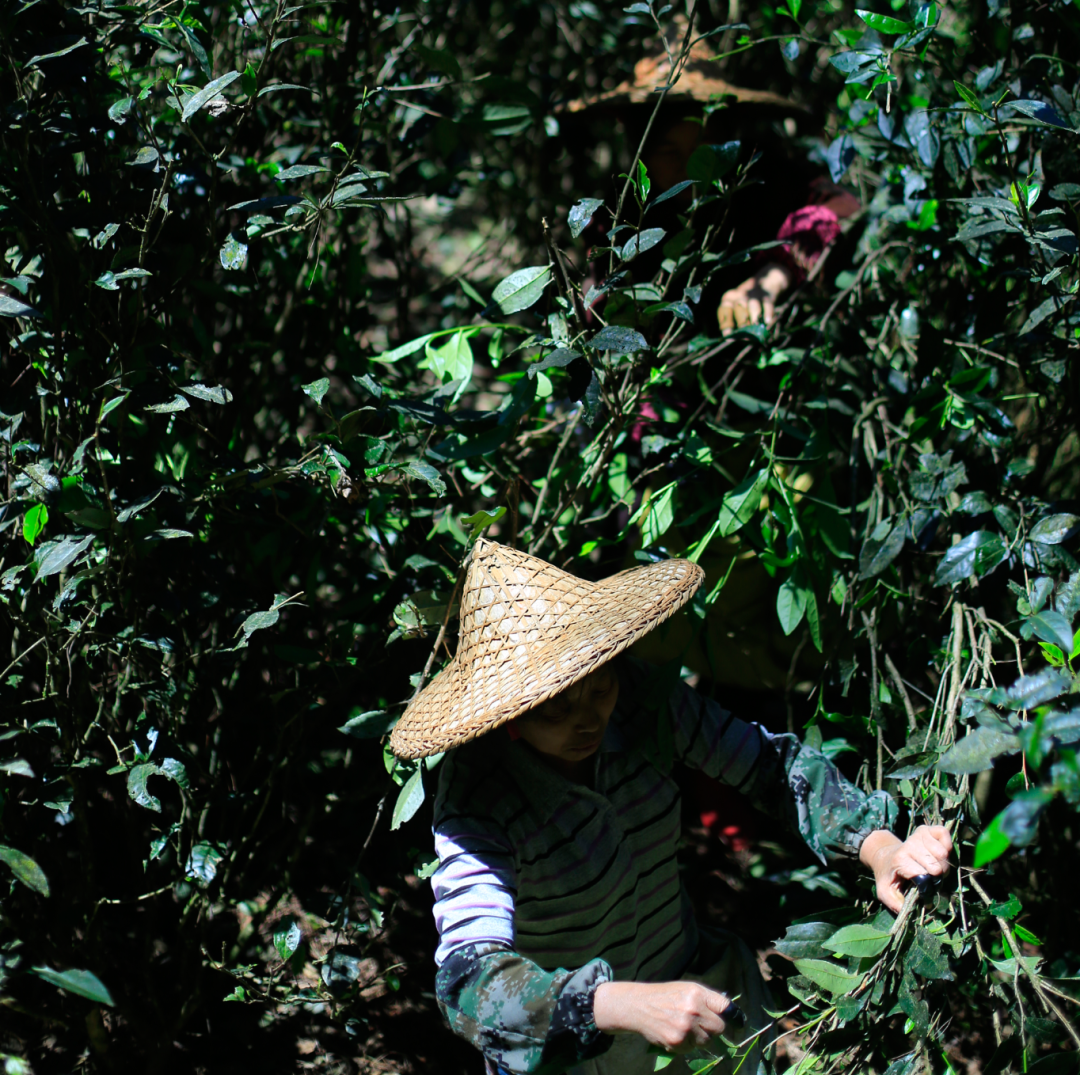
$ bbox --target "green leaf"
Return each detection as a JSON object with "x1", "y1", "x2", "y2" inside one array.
[
  {"x1": 420, "y1": 331, "x2": 474, "y2": 384},
  {"x1": 886, "y1": 751, "x2": 937, "y2": 779},
  {"x1": 822, "y1": 923, "x2": 892, "y2": 958},
  {"x1": 639, "y1": 483, "x2": 676, "y2": 547},
  {"x1": 0, "y1": 294, "x2": 41, "y2": 318},
  {"x1": 934, "y1": 531, "x2": 1007, "y2": 585},
  {"x1": 274, "y1": 918, "x2": 303, "y2": 960},
  {"x1": 620, "y1": 228, "x2": 666, "y2": 261},
  {"x1": 953, "y1": 81, "x2": 985, "y2": 114},
  {"x1": 589, "y1": 326, "x2": 648, "y2": 355},
  {"x1": 378, "y1": 331, "x2": 439, "y2": 363},
  {"x1": 23, "y1": 503, "x2": 48, "y2": 545},
  {"x1": 390, "y1": 766, "x2": 424, "y2": 830},
  {"x1": 859, "y1": 520, "x2": 905, "y2": 579},
  {"x1": 181, "y1": 383, "x2": 233, "y2": 405},
  {"x1": 258, "y1": 82, "x2": 317, "y2": 97},
  {"x1": 31, "y1": 966, "x2": 113, "y2": 1006},
  {"x1": 241, "y1": 608, "x2": 281, "y2": 635},
  {"x1": 988, "y1": 893, "x2": 1022, "y2": 918},
  {"x1": 938, "y1": 727, "x2": 1020, "y2": 774},
  {"x1": 490, "y1": 266, "x2": 552, "y2": 315},
  {"x1": 792, "y1": 958, "x2": 863, "y2": 995},
  {"x1": 983, "y1": 668, "x2": 1071, "y2": 709},
  {"x1": 1014, "y1": 924, "x2": 1044, "y2": 945},
  {"x1": 302, "y1": 378, "x2": 330, "y2": 406},
  {"x1": 1026, "y1": 610, "x2": 1074, "y2": 656},
  {"x1": 241, "y1": 60, "x2": 258, "y2": 97},
  {"x1": 1030, "y1": 513, "x2": 1079, "y2": 545},
  {"x1": 219, "y1": 232, "x2": 248, "y2": 271},
  {"x1": 26, "y1": 37, "x2": 89, "y2": 67},
  {"x1": 0, "y1": 845, "x2": 50, "y2": 897},
  {"x1": 116, "y1": 487, "x2": 166, "y2": 523},
  {"x1": 144, "y1": 394, "x2": 189, "y2": 414},
  {"x1": 0, "y1": 758, "x2": 35, "y2": 778},
  {"x1": 777, "y1": 575, "x2": 807, "y2": 635},
  {"x1": 399, "y1": 461, "x2": 446, "y2": 497},
  {"x1": 973, "y1": 811, "x2": 1011, "y2": 867},
  {"x1": 186, "y1": 841, "x2": 224, "y2": 885},
  {"x1": 717, "y1": 468, "x2": 769, "y2": 536},
  {"x1": 339, "y1": 709, "x2": 397, "y2": 738},
  {"x1": 34, "y1": 534, "x2": 94, "y2": 580},
  {"x1": 274, "y1": 164, "x2": 330, "y2": 181},
  {"x1": 855, "y1": 8, "x2": 914, "y2": 33},
  {"x1": 462, "y1": 506, "x2": 507, "y2": 543},
  {"x1": 94, "y1": 268, "x2": 152, "y2": 291},
  {"x1": 181, "y1": 71, "x2": 241, "y2": 122},
  {"x1": 529, "y1": 349, "x2": 581, "y2": 377},
  {"x1": 772, "y1": 921, "x2": 837, "y2": 960},
  {"x1": 99, "y1": 394, "x2": 129, "y2": 421},
  {"x1": 998, "y1": 789, "x2": 1051, "y2": 847},
  {"x1": 127, "y1": 762, "x2": 162, "y2": 812},
  {"x1": 569, "y1": 198, "x2": 604, "y2": 239}
]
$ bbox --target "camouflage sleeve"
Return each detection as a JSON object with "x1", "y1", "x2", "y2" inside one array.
[
  {"x1": 435, "y1": 942, "x2": 614, "y2": 1074},
  {"x1": 668, "y1": 679, "x2": 898, "y2": 863}
]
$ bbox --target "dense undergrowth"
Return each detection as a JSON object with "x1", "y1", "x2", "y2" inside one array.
[{"x1": 2, "y1": 0, "x2": 1080, "y2": 1071}]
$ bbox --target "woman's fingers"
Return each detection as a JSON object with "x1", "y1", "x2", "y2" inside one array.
[{"x1": 896, "y1": 826, "x2": 954, "y2": 878}]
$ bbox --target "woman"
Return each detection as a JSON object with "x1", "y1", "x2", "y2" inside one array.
[{"x1": 390, "y1": 540, "x2": 952, "y2": 1075}]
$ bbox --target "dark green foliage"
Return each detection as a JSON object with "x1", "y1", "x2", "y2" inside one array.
[{"x1": 2, "y1": 0, "x2": 1080, "y2": 1071}]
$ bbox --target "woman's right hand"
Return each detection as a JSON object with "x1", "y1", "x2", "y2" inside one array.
[{"x1": 593, "y1": 980, "x2": 734, "y2": 1052}]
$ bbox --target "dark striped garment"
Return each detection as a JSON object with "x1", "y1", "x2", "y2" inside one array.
[{"x1": 431, "y1": 658, "x2": 897, "y2": 1073}]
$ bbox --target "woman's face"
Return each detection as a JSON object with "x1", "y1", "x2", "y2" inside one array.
[{"x1": 514, "y1": 665, "x2": 619, "y2": 775}]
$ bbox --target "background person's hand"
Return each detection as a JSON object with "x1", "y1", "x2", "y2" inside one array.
[
  {"x1": 859, "y1": 826, "x2": 954, "y2": 913},
  {"x1": 593, "y1": 980, "x2": 735, "y2": 1052},
  {"x1": 717, "y1": 263, "x2": 793, "y2": 334}
]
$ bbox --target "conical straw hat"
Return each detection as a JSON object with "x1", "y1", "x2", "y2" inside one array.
[
  {"x1": 560, "y1": 18, "x2": 806, "y2": 116},
  {"x1": 389, "y1": 539, "x2": 704, "y2": 759}
]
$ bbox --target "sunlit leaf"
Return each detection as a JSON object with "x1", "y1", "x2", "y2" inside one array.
[
  {"x1": 34, "y1": 534, "x2": 94, "y2": 580},
  {"x1": 792, "y1": 958, "x2": 863, "y2": 995},
  {"x1": 302, "y1": 378, "x2": 331, "y2": 406},
  {"x1": 462, "y1": 506, "x2": 507, "y2": 543},
  {"x1": 490, "y1": 266, "x2": 552, "y2": 315},
  {"x1": 181, "y1": 71, "x2": 241, "y2": 121},
  {"x1": 822, "y1": 924, "x2": 892, "y2": 958},
  {"x1": 23, "y1": 503, "x2": 48, "y2": 545},
  {"x1": 390, "y1": 767, "x2": 424, "y2": 830}
]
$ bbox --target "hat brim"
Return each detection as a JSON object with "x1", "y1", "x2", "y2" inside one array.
[{"x1": 389, "y1": 552, "x2": 704, "y2": 759}]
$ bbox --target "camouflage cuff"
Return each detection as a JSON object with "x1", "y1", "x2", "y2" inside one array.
[
  {"x1": 436, "y1": 942, "x2": 614, "y2": 1074},
  {"x1": 538, "y1": 957, "x2": 614, "y2": 1071}
]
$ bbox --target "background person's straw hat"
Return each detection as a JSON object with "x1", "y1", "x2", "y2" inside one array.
[
  {"x1": 389, "y1": 539, "x2": 704, "y2": 759},
  {"x1": 560, "y1": 16, "x2": 807, "y2": 117}
]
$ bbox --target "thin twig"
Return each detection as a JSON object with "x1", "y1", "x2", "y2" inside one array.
[
  {"x1": 968, "y1": 874, "x2": 1080, "y2": 1050},
  {"x1": 0, "y1": 635, "x2": 46, "y2": 683}
]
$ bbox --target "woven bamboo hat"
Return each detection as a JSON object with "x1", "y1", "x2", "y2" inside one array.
[
  {"x1": 560, "y1": 17, "x2": 805, "y2": 116},
  {"x1": 389, "y1": 539, "x2": 704, "y2": 759}
]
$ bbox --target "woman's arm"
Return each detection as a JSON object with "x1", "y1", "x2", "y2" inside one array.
[
  {"x1": 436, "y1": 943, "x2": 613, "y2": 1074},
  {"x1": 432, "y1": 809, "x2": 614, "y2": 1073},
  {"x1": 664, "y1": 677, "x2": 898, "y2": 863}
]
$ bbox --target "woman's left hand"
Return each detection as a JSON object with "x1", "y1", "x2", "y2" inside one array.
[{"x1": 859, "y1": 826, "x2": 953, "y2": 913}]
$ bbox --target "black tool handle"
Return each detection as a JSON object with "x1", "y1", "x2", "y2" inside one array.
[{"x1": 912, "y1": 873, "x2": 937, "y2": 900}]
